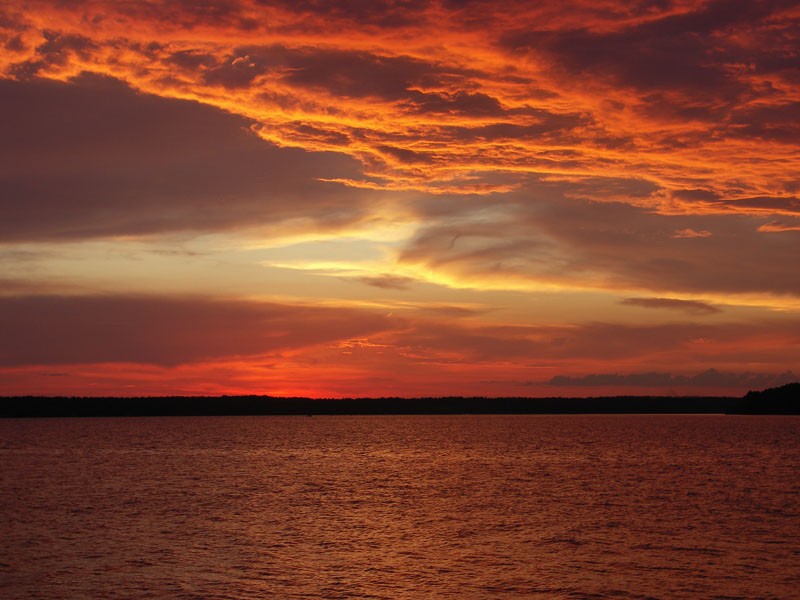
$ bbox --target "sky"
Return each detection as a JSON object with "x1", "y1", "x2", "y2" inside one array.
[{"x1": 1, "y1": 0, "x2": 799, "y2": 398}]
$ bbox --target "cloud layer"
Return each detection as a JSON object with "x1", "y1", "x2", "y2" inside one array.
[
  {"x1": 1, "y1": 287, "x2": 798, "y2": 396},
  {"x1": 1, "y1": 0, "x2": 798, "y2": 207},
  {"x1": 1, "y1": 1, "x2": 799, "y2": 397},
  {"x1": 0, "y1": 294, "x2": 396, "y2": 366}
]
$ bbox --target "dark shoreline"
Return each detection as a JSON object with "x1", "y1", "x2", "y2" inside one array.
[{"x1": 1, "y1": 384, "x2": 797, "y2": 417}]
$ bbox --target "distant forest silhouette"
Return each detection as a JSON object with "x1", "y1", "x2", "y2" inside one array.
[{"x1": 1, "y1": 383, "x2": 797, "y2": 417}]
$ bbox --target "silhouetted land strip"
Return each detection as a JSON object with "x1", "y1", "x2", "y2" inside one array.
[
  {"x1": 728, "y1": 382, "x2": 800, "y2": 414},
  {"x1": 1, "y1": 383, "x2": 797, "y2": 417}
]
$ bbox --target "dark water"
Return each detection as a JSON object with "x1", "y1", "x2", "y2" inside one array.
[{"x1": 1, "y1": 415, "x2": 798, "y2": 599}]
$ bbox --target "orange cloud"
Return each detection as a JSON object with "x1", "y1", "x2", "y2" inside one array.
[
  {"x1": 673, "y1": 228, "x2": 712, "y2": 238},
  {"x1": 1, "y1": 0, "x2": 797, "y2": 215},
  {"x1": 757, "y1": 220, "x2": 800, "y2": 233}
]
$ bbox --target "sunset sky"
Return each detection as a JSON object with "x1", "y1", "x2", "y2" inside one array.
[{"x1": 1, "y1": 0, "x2": 799, "y2": 397}]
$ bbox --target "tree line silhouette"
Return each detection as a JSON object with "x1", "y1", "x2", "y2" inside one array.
[{"x1": 0, "y1": 383, "x2": 796, "y2": 417}]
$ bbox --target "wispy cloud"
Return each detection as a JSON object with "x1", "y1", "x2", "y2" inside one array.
[
  {"x1": 673, "y1": 229, "x2": 712, "y2": 239},
  {"x1": 757, "y1": 220, "x2": 800, "y2": 233},
  {"x1": 620, "y1": 297, "x2": 720, "y2": 315},
  {"x1": 355, "y1": 275, "x2": 417, "y2": 290}
]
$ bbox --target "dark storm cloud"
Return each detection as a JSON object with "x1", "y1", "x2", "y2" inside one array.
[
  {"x1": 0, "y1": 72, "x2": 371, "y2": 241},
  {"x1": 620, "y1": 297, "x2": 721, "y2": 314},
  {"x1": 549, "y1": 369, "x2": 798, "y2": 389},
  {"x1": 0, "y1": 295, "x2": 397, "y2": 366}
]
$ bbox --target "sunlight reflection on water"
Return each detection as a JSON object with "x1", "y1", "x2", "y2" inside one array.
[{"x1": 2, "y1": 415, "x2": 799, "y2": 599}]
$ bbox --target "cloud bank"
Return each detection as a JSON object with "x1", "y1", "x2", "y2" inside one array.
[{"x1": 549, "y1": 369, "x2": 798, "y2": 390}]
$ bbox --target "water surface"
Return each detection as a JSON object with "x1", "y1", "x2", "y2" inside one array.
[{"x1": 2, "y1": 415, "x2": 798, "y2": 599}]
